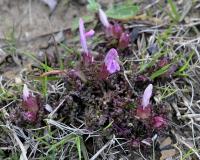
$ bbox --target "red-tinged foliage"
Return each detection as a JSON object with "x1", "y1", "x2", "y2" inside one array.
[
  {"x1": 118, "y1": 32, "x2": 130, "y2": 49},
  {"x1": 22, "y1": 85, "x2": 40, "y2": 123},
  {"x1": 99, "y1": 63, "x2": 110, "y2": 80},
  {"x1": 136, "y1": 105, "x2": 152, "y2": 119},
  {"x1": 112, "y1": 23, "x2": 123, "y2": 39},
  {"x1": 22, "y1": 95, "x2": 39, "y2": 113},
  {"x1": 157, "y1": 57, "x2": 169, "y2": 68},
  {"x1": 22, "y1": 111, "x2": 37, "y2": 123},
  {"x1": 82, "y1": 52, "x2": 93, "y2": 64},
  {"x1": 152, "y1": 116, "x2": 167, "y2": 129}
]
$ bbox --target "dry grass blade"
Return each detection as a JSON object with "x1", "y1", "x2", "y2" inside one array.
[{"x1": 90, "y1": 138, "x2": 115, "y2": 160}]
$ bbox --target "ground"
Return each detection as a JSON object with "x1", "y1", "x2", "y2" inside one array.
[{"x1": 0, "y1": 0, "x2": 200, "y2": 160}]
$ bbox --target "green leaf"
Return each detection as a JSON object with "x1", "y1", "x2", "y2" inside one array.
[
  {"x1": 168, "y1": 0, "x2": 180, "y2": 22},
  {"x1": 87, "y1": 0, "x2": 100, "y2": 12},
  {"x1": 176, "y1": 51, "x2": 194, "y2": 73},
  {"x1": 150, "y1": 64, "x2": 171, "y2": 80},
  {"x1": 103, "y1": 120, "x2": 114, "y2": 130},
  {"x1": 47, "y1": 134, "x2": 76, "y2": 153},
  {"x1": 22, "y1": 51, "x2": 53, "y2": 71},
  {"x1": 106, "y1": 4, "x2": 139, "y2": 20},
  {"x1": 0, "y1": 149, "x2": 5, "y2": 158},
  {"x1": 79, "y1": 137, "x2": 89, "y2": 160},
  {"x1": 139, "y1": 50, "x2": 168, "y2": 73},
  {"x1": 75, "y1": 136, "x2": 82, "y2": 160}
]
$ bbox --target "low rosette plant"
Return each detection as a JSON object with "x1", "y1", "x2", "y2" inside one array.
[
  {"x1": 99, "y1": 8, "x2": 130, "y2": 49},
  {"x1": 22, "y1": 84, "x2": 39, "y2": 123}
]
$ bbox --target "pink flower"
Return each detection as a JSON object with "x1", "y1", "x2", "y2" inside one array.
[
  {"x1": 99, "y1": 9, "x2": 124, "y2": 38},
  {"x1": 85, "y1": 29, "x2": 95, "y2": 38},
  {"x1": 142, "y1": 84, "x2": 153, "y2": 109},
  {"x1": 79, "y1": 18, "x2": 88, "y2": 54},
  {"x1": 104, "y1": 48, "x2": 120, "y2": 74},
  {"x1": 99, "y1": 9, "x2": 111, "y2": 28},
  {"x1": 79, "y1": 18, "x2": 95, "y2": 63},
  {"x1": 135, "y1": 84, "x2": 153, "y2": 119}
]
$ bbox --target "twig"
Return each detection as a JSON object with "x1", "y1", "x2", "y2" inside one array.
[{"x1": 12, "y1": 128, "x2": 28, "y2": 160}]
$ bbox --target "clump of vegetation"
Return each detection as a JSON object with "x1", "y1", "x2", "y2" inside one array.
[
  {"x1": 11, "y1": 5, "x2": 170, "y2": 151},
  {"x1": 1, "y1": 0, "x2": 200, "y2": 159}
]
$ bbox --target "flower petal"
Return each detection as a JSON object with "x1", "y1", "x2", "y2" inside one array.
[
  {"x1": 108, "y1": 60, "x2": 120, "y2": 74},
  {"x1": 79, "y1": 18, "x2": 88, "y2": 54},
  {"x1": 85, "y1": 29, "x2": 95, "y2": 38},
  {"x1": 142, "y1": 84, "x2": 153, "y2": 108},
  {"x1": 104, "y1": 48, "x2": 119, "y2": 66},
  {"x1": 104, "y1": 48, "x2": 120, "y2": 74},
  {"x1": 99, "y1": 9, "x2": 110, "y2": 28},
  {"x1": 107, "y1": 61, "x2": 116, "y2": 74},
  {"x1": 23, "y1": 84, "x2": 30, "y2": 101}
]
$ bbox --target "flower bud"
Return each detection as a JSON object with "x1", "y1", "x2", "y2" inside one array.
[
  {"x1": 142, "y1": 84, "x2": 153, "y2": 109},
  {"x1": 104, "y1": 48, "x2": 120, "y2": 74},
  {"x1": 118, "y1": 33, "x2": 130, "y2": 49},
  {"x1": 22, "y1": 84, "x2": 39, "y2": 113},
  {"x1": 99, "y1": 8, "x2": 111, "y2": 28},
  {"x1": 112, "y1": 23, "x2": 123, "y2": 38}
]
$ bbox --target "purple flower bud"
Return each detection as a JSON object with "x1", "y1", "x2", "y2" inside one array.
[
  {"x1": 118, "y1": 32, "x2": 130, "y2": 49},
  {"x1": 104, "y1": 48, "x2": 120, "y2": 74},
  {"x1": 112, "y1": 23, "x2": 123, "y2": 38},
  {"x1": 142, "y1": 84, "x2": 153, "y2": 109},
  {"x1": 85, "y1": 29, "x2": 95, "y2": 38},
  {"x1": 99, "y1": 9, "x2": 111, "y2": 28},
  {"x1": 79, "y1": 18, "x2": 88, "y2": 54},
  {"x1": 22, "y1": 84, "x2": 39, "y2": 113}
]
